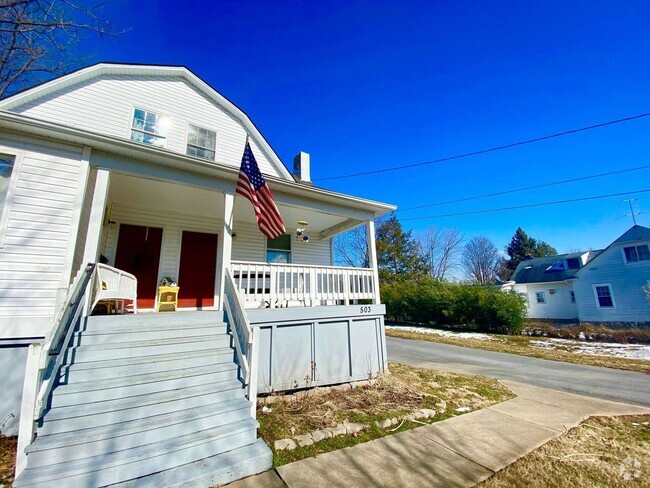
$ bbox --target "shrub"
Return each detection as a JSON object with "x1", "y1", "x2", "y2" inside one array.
[{"x1": 381, "y1": 279, "x2": 527, "y2": 334}]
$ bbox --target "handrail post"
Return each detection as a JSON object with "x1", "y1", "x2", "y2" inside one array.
[{"x1": 248, "y1": 328, "x2": 259, "y2": 418}]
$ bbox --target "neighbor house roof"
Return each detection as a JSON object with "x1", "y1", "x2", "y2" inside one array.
[{"x1": 510, "y1": 251, "x2": 602, "y2": 284}]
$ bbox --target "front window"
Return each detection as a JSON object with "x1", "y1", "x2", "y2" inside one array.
[
  {"x1": 0, "y1": 154, "x2": 15, "y2": 214},
  {"x1": 535, "y1": 292, "x2": 546, "y2": 304},
  {"x1": 266, "y1": 234, "x2": 291, "y2": 263},
  {"x1": 130, "y1": 108, "x2": 169, "y2": 147},
  {"x1": 187, "y1": 125, "x2": 216, "y2": 161},
  {"x1": 594, "y1": 285, "x2": 614, "y2": 308},
  {"x1": 570, "y1": 290, "x2": 576, "y2": 303},
  {"x1": 624, "y1": 245, "x2": 650, "y2": 262}
]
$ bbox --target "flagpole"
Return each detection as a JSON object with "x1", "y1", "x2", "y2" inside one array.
[{"x1": 230, "y1": 133, "x2": 251, "y2": 230}]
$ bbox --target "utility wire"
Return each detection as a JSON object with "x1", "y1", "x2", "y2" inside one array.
[
  {"x1": 400, "y1": 189, "x2": 650, "y2": 221},
  {"x1": 397, "y1": 164, "x2": 650, "y2": 211},
  {"x1": 315, "y1": 112, "x2": 650, "y2": 181}
]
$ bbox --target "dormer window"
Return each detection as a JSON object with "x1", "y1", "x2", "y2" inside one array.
[
  {"x1": 186, "y1": 125, "x2": 216, "y2": 161},
  {"x1": 130, "y1": 109, "x2": 169, "y2": 147},
  {"x1": 566, "y1": 258, "x2": 581, "y2": 269},
  {"x1": 624, "y1": 244, "x2": 650, "y2": 262}
]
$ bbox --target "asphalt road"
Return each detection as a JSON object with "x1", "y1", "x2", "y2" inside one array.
[{"x1": 387, "y1": 336, "x2": 650, "y2": 407}]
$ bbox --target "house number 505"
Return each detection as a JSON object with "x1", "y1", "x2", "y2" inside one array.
[{"x1": 360, "y1": 306, "x2": 372, "y2": 314}]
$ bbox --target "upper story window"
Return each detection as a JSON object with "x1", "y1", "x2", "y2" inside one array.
[
  {"x1": 130, "y1": 109, "x2": 169, "y2": 147},
  {"x1": 266, "y1": 234, "x2": 291, "y2": 263},
  {"x1": 593, "y1": 284, "x2": 615, "y2": 308},
  {"x1": 535, "y1": 291, "x2": 546, "y2": 304},
  {"x1": 624, "y1": 244, "x2": 650, "y2": 263},
  {"x1": 0, "y1": 154, "x2": 15, "y2": 214},
  {"x1": 566, "y1": 258, "x2": 581, "y2": 269},
  {"x1": 187, "y1": 125, "x2": 216, "y2": 161}
]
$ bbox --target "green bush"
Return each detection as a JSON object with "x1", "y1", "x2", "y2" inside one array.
[{"x1": 381, "y1": 278, "x2": 527, "y2": 335}]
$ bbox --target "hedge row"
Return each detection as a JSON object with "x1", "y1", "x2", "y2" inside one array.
[{"x1": 381, "y1": 278, "x2": 527, "y2": 334}]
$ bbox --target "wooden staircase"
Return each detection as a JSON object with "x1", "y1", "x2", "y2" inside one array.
[{"x1": 14, "y1": 311, "x2": 272, "y2": 487}]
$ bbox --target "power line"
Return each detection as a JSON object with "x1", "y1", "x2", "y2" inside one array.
[
  {"x1": 315, "y1": 112, "x2": 650, "y2": 181},
  {"x1": 400, "y1": 189, "x2": 650, "y2": 221},
  {"x1": 397, "y1": 164, "x2": 650, "y2": 211}
]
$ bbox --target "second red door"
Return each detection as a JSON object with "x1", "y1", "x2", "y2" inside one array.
[{"x1": 178, "y1": 231, "x2": 218, "y2": 308}]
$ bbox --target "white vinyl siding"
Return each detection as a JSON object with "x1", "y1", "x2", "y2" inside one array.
[
  {"x1": 11, "y1": 75, "x2": 283, "y2": 177},
  {"x1": 0, "y1": 135, "x2": 85, "y2": 338},
  {"x1": 574, "y1": 243, "x2": 650, "y2": 322},
  {"x1": 511, "y1": 283, "x2": 578, "y2": 320}
]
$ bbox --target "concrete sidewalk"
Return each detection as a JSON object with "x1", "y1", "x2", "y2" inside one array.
[{"x1": 226, "y1": 381, "x2": 650, "y2": 488}]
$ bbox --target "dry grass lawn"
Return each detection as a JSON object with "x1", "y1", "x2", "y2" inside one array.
[
  {"x1": 479, "y1": 415, "x2": 650, "y2": 487},
  {"x1": 0, "y1": 436, "x2": 16, "y2": 486},
  {"x1": 386, "y1": 328, "x2": 650, "y2": 373},
  {"x1": 258, "y1": 362, "x2": 514, "y2": 466}
]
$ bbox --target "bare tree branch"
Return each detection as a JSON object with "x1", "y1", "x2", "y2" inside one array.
[
  {"x1": 0, "y1": 0, "x2": 123, "y2": 97},
  {"x1": 417, "y1": 226, "x2": 464, "y2": 280},
  {"x1": 462, "y1": 236, "x2": 500, "y2": 285}
]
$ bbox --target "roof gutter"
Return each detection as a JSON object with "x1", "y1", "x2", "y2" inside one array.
[{"x1": 0, "y1": 111, "x2": 396, "y2": 217}]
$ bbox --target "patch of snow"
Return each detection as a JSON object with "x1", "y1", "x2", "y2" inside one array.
[
  {"x1": 530, "y1": 338, "x2": 650, "y2": 360},
  {"x1": 386, "y1": 325, "x2": 494, "y2": 341}
]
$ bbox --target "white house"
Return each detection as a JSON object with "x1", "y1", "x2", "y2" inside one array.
[
  {"x1": 503, "y1": 225, "x2": 650, "y2": 325},
  {"x1": 0, "y1": 63, "x2": 395, "y2": 487}
]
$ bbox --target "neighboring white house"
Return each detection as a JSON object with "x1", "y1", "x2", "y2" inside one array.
[
  {"x1": 0, "y1": 63, "x2": 395, "y2": 486},
  {"x1": 503, "y1": 225, "x2": 650, "y2": 325}
]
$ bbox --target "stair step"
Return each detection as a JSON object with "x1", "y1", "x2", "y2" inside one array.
[
  {"x1": 57, "y1": 362, "x2": 237, "y2": 394},
  {"x1": 60, "y1": 351, "x2": 236, "y2": 382},
  {"x1": 27, "y1": 399, "x2": 253, "y2": 467},
  {"x1": 65, "y1": 335, "x2": 231, "y2": 363},
  {"x1": 41, "y1": 383, "x2": 245, "y2": 434},
  {"x1": 14, "y1": 418, "x2": 258, "y2": 487},
  {"x1": 87, "y1": 311, "x2": 224, "y2": 329},
  {"x1": 111, "y1": 438, "x2": 272, "y2": 488},
  {"x1": 74, "y1": 324, "x2": 227, "y2": 345},
  {"x1": 62, "y1": 347, "x2": 235, "y2": 371},
  {"x1": 52, "y1": 374, "x2": 242, "y2": 407}
]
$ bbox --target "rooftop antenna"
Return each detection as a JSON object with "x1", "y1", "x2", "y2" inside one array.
[{"x1": 623, "y1": 199, "x2": 642, "y2": 239}]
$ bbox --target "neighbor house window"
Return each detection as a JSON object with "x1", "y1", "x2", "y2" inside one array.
[
  {"x1": 624, "y1": 244, "x2": 650, "y2": 262},
  {"x1": 186, "y1": 125, "x2": 216, "y2": 161},
  {"x1": 535, "y1": 292, "x2": 546, "y2": 304},
  {"x1": 0, "y1": 154, "x2": 15, "y2": 215},
  {"x1": 593, "y1": 284, "x2": 615, "y2": 308},
  {"x1": 566, "y1": 258, "x2": 581, "y2": 269},
  {"x1": 266, "y1": 234, "x2": 291, "y2": 263},
  {"x1": 570, "y1": 290, "x2": 576, "y2": 303},
  {"x1": 130, "y1": 108, "x2": 169, "y2": 147}
]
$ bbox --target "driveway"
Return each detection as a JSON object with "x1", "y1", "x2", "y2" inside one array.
[{"x1": 387, "y1": 336, "x2": 650, "y2": 407}]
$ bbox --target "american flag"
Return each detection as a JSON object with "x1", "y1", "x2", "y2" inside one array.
[{"x1": 236, "y1": 140, "x2": 286, "y2": 239}]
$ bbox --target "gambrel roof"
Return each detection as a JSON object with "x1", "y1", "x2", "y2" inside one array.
[{"x1": 0, "y1": 63, "x2": 293, "y2": 180}]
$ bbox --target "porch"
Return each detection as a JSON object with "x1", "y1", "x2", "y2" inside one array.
[{"x1": 76, "y1": 167, "x2": 384, "y2": 313}]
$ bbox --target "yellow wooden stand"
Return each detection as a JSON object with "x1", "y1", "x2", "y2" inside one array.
[{"x1": 157, "y1": 286, "x2": 179, "y2": 312}]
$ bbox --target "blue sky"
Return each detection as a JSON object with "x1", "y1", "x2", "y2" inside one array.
[{"x1": 83, "y1": 0, "x2": 650, "y2": 253}]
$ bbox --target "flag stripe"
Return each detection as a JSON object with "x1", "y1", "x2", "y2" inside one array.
[{"x1": 236, "y1": 142, "x2": 285, "y2": 239}]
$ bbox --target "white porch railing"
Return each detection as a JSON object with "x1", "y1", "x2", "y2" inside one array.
[
  {"x1": 230, "y1": 261, "x2": 377, "y2": 308},
  {"x1": 223, "y1": 268, "x2": 258, "y2": 417}
]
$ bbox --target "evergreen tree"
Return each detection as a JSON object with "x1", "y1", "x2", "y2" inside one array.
[
  {"x1": 502, "y1": 227, "x2": 557, "y2": 278},
  {"x1": 375, "y1": 214, "x2": 429, "y2": 281}
]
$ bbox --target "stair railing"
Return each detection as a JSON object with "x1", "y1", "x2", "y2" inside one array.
[
  {"x1": 33, "y1": 263, "x2": 138, "y2": 420},
  {"x1": 223, "y1": 267, "x2": 258, "y2": 417}
]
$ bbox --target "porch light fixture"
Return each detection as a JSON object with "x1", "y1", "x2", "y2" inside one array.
[{"x1": 296, "y1": 220, "x2": 310, "y2": 243}]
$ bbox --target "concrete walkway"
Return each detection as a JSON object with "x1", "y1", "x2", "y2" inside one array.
[{"x1": 225, "y1": 381, "x2": 650, "y2": 488}]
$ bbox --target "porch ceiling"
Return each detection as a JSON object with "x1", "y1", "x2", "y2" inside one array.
[{"x1": 108, "y1": 173, "x2": 366, "y2": 237}]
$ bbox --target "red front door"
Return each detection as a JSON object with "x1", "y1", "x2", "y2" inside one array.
[
  {"x1": 114, "y1": 224, "x2": 163, "y2": 309},
  {"x1": 178, "y1": 231, "x2": 218, "y2": 308}
]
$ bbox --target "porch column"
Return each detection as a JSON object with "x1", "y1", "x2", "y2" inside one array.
[
  {"x1": 366, "y1": 220, "x2": 381, "y2": 304},
  {"x1": 82, "y1": 168, "x2": 111, "y2": 264},
  {"x1": 216, "y1": 192, "x2": 234, "y2": 309}
]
